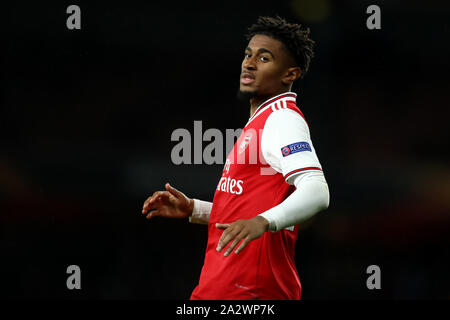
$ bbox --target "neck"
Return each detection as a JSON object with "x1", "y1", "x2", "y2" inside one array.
[{"x1": 249, "y1": 89, "x2": 291, "y2": 118}]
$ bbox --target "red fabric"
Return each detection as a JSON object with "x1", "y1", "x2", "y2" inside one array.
[
  {"x1": 190, "y1": 97, "x2": 305, "y2": 300},
  {"x1": 284, "y1": 167, "x2": 322, "y2": 180}
]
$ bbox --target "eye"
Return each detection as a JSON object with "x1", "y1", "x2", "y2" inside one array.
[
  {"x1": 260, "y1": 56, "x2": 269, "y2": 62},
  {"x1": 244, "y1": 53, "x2": 251, "y2": 59}
]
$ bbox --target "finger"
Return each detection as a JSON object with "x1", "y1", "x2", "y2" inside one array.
[
  {"x1": 143, "y1": 202, "x2": 158, "y2": 214},
  {"x1": 146, "y1": 191, "x2": 162, "y2": 204},
  {"x1": 143, "y1": 192, "x2": 161, "y2": 212},
  {"x1": 165, "y1": 183, "x2": 183, "y2": 198},
  {"x1": 215, "y1": 223, "x2": 231, "y2": 230},
  {"x1": 142, "y1": 197, "x2": 153, "y2": 213},
  {"x1": 217, "y1": 226, "x2": 241, "y2": 252},
  {"x1": 146, "y1": 210, "x2": 160, "y2": 220},
  {"x1": 234, "y1": 236, "x2": 251, "y2": 255},
  {"x1": 143, "y1": 195, "x2": 159, "y2": 214},
  {"x1": 224, "y1": 231, "x2": 246, "y2": 257},
  {"x1": 143, "y1": 192, "x2": 169, "y2": 213}
]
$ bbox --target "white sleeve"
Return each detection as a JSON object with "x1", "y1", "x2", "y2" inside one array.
[
  {"x1": 261, "y1": 108, "x2": 323, "y2": 184},
  {"x1": 188, "y1": 199, "x2": 212, "y2": 225},
  {"x1": 258, "y1": 171, "x2": 330, "y2": 232}
]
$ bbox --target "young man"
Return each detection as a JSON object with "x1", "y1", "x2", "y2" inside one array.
[{"x1": 142, "y1": 16, "x2": 329, "y2": 300}]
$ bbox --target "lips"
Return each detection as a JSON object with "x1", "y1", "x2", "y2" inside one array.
[{"x1": 241, "y1": 72, "x2": 255, "y2": 85}]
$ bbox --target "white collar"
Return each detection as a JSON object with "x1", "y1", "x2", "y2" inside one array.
[{"x1": 245, "y1": 92, "x2": 297, "y2": 127}]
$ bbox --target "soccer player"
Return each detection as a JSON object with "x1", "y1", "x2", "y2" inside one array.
[{"x1": 142, "y1": 16, "x2": 330, "y2": 300}]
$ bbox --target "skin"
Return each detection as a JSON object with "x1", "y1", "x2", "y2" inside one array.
[
  {"x1": 142, "y1": 34, "x2": 302, "y2": 257},
  {"x1": 240, "y1": 34, "x2": 302, "y2": 117},
  {"x1": 142, "y1": 183, "x2": 194, "y2": 220}
]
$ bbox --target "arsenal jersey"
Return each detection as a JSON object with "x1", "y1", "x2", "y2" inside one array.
[{"x1": 190, "y1": 92, "x2": 323, "y2": 300}]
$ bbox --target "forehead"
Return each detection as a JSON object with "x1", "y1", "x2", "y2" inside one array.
[{"x1": 247, "y1": 34, "x2": 284, "y2": 53}]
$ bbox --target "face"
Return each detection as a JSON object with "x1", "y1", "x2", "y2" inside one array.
[{"x1": 239, "y1": 34, "x2": 300, "y2": 101}]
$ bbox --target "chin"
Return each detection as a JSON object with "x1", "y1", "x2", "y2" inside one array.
[
  {"x1": 237, "y1": 87, "x2": 258, "y2": 102},
  {"x1": 239, "y1": 83, "x2": 258, "y2": 94}
]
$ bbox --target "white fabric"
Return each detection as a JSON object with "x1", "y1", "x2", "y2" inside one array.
[
  {"x1": 189, "y1": 199, "x2": 212, "y2": 225},
  {"x1": 245, "y1": 92, "x2": 297, "y2": 127},
  {"x1": 260, "y1": 107, "x2": 322, "y2": 179}
]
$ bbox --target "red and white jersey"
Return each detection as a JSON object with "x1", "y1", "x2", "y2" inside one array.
[{"x1": 190, "y1": 92, "x2": 323, "y2": 300}]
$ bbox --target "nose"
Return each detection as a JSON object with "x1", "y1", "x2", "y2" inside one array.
[{"x1": 243, "y1": 56, "x2": 256, "y2": 71}]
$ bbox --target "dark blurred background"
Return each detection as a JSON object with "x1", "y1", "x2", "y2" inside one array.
[{"x1": 2, "y1": 0, "x2": 449, "y2": 299}]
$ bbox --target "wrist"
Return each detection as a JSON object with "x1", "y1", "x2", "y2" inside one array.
[
  {"x1": 188, "y1": 198, "x2": 195, "y2": 216},
  {"x1": 255, "y1": 216, "x2": 270, "y2": 232}
]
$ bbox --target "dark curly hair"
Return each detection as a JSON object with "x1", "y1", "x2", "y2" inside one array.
[{"x1": 245, "y1": 16, "x2": 315, "y2": 79}]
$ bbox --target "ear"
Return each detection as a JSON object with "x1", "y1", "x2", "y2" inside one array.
[{"x1": 282, "y1": 67, "x2": 302, "y2": 85}]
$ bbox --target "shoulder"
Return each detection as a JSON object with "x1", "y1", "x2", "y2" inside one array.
[{"x1": 263, "y1": 107, "x2": 309, "y2": 134}]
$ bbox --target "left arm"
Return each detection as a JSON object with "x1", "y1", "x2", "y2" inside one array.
[{"x1": 216, "y1": 170, "x2": 329, "y2": 256}]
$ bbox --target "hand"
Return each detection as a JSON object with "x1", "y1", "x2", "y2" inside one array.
[
  {"x1": 215, "y1": 216, "x2": 269, "y2": 257},
  {"x1": 142, "y1": 183, "x2": 194, "y2": 220}
]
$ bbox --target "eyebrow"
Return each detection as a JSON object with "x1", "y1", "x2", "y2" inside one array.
[{"x1": 245, "y1": 47, "x2": 275, "y2": 59}]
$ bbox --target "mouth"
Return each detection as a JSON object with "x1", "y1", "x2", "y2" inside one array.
[{"x1": 241, "y1": 72, "x2": 255, "y2": 85}]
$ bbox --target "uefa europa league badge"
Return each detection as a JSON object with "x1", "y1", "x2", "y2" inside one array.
[{"x1": 238, "y1": 132, "x2": 253, "y2": 154}]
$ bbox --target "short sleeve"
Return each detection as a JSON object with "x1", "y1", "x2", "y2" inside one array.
[{"x1": 260, "y1": 108, "x2": 323, "y2": 184}]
